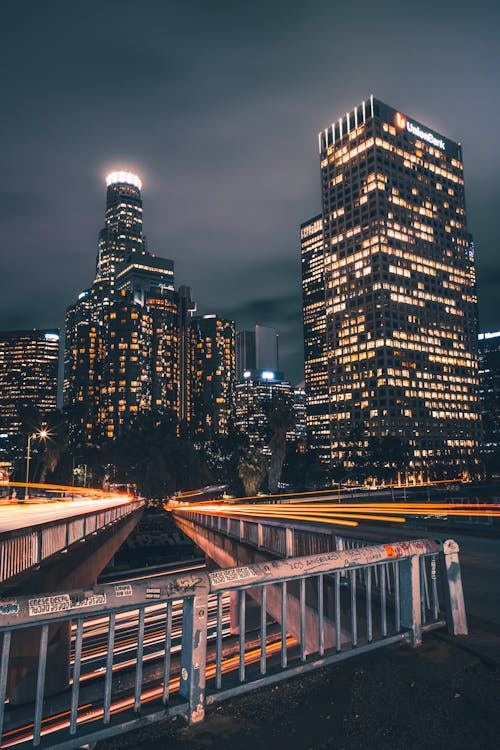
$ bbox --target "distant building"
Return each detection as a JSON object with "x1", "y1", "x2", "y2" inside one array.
[
  {"x1": 0, "y1": 329, "x2": 59, "y2": 452},
  {"x1": 234, "y1": 369, "x2": 294, "y2": 452},
  {"x1": 190, "y1": 315, "x2": 235, "y2": 440},
  {"x1": 65, "y1": 172, "x2": 236, "y2": 446},
  {"x1": 301, "y1": 215, "x2": 329, "y2": 460},
  {"x1": 292, "y1": 386, "x2": 307, "y2": 443},
  {"x1": 236, "y1": 330, "x2": 256, "y2": 378},
  {"x1": 236, "y1": 325, "x2": 279, "y2": 379},
  {"x1": 302, "y1": 96, "x2": 481, "y2": 472},
  {"x1": 478, "y1": 332, "x2": 500, "y2": 454}
]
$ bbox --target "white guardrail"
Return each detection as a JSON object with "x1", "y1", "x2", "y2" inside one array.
[{"x1": 0, "y1": 500, "x2": 144, "y2": 584}]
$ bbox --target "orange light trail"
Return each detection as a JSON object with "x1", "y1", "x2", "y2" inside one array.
[
  {"x1": 4, "y1": 481, "x2": 133, "y2": 501},
  {"x1": 174, "y1": 500, "x2": 500, "y2": 524},
  {"x1": 1, "y1": 636, "x2": 296, "y2": 748}
]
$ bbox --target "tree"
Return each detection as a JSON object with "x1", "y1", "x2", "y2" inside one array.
[
  {"x1": 266, "y1": 396, "x2": 296, "y2": 493},
  {"x1": 39, "y1": 410, "x2": 69, "y2": 483},
  {"x1": 238, "y1": 448, "x2": 267, "y2": 496},
  {"x1": 203, "y1": 424, "x2": 249, "y2": 495}
]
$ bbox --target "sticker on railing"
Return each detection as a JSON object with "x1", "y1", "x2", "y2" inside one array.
[
  {"x1": 210, "y1": 566, "x2": 257, "y2": 586},
  {"x1": 385, "y1": 545, "x2": 397, "y2": 558},
  {"x1": 71, "y1": 593, "x2": 107, "y2": 609},
  {"x1": 115, "y1": 584, "x2": 133, "y2": 597},
  {"x1": 0, "y1": 598, "x2": 19, "y2": 616},
  {"x1": 28, "y1": 592, "x2": 108, "y2": 616},
  {"x1": 29, "y1": 594, "x2": 71, "y2": 616},
  {"x1": 146, "y1": 587, "x2": 161, "y2": 600}
]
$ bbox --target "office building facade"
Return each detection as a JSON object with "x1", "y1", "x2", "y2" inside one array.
[
  {"x1": 0, "y1": 329, "x2": 59, "y2": 452},
  {"x1": 477, "y1": 331, "x2": 500, "y2": 456},
  {"x1": 302, "y1": 96, "x2": 481, "y2": 471},
  {"x1": 190, "y1": 315, "x2": 236, "y2": 440},
  {"x1": 234, "y1": 370, "x2": 295, "y2": 452}
]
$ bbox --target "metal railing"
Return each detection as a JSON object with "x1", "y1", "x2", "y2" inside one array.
[
  {"x1": 174, "y1": 510, "x2": 467, "y2": 633},
  {"x1": 0, "y1": 501, "x2": 144, "y2": 584},
  {"x1": 0, "y1": 537, "x2": 466, "y2": 749}
]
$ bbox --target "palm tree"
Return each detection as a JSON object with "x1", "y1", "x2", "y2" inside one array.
[
  {"x1": 238, "y1": 448, "x2": 267, "y2": 496},
  {"x1": 267, "y1": 396, "x2": 296, "y2": 494}
]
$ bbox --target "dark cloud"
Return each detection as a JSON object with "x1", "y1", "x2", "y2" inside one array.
[{"x1": 1, "y1": 0, "x2": 499, "y2": 383}]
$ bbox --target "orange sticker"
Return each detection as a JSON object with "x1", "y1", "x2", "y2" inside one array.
[{"x1": 384, "y1": 545, "x2": 396, "y2": 558}]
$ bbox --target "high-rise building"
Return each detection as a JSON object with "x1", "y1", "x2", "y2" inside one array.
[
  {"x1": 236, "y1": 325, "x2": 279, "y2": 378},
  {"x1": 64, "y1": 172, "x2": 179, "y2": 443},
  {"x1": 96, "y1": 171, "x2": 147, "y2": 298},
  {"x1": 178, "y1": 286, "x2": 197, "y2": 425},
  {"x1": 64, "y1": 292, "x2": 99, "y2": 445},
  {"x1": 256, "y1": 325, "x2": 279, "y2": 371},
  {"x1": 301, "y1": 215, "x2": 329, "y2": 459},
  {"x1": 477, "y1": 331, "x2": 500, "y2": 455},
  {"x1": 236, "y1": 330, "x2": 256, "y2": 378},
  {"x1": 292, "y1": 385, "x2": 307, "y2": 443},
  {"x1": 190, "y1": 315, "x2": 235, "y2": 440},
  {"x1": 302, "y1": 96, "x2": 481, "y2": 471},
  {"x1": 0, "y1": 330, "x2": 59, "y2": 452}
]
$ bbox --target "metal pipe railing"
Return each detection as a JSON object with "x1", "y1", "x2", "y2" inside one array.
[
  {"x1": 0, "y1": 500, "x2": 144, "y2": 584},
  {"x1": 0, "y1": 537, "x2": 466, "y2": 749}
]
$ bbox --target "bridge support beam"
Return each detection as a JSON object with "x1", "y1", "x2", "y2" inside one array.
[
  {"x1": 7, "y1": 508, "x2": 143, "y2": 704},
  {"x1": 175, "y1": 515, "x2": 343, "y2": 653}
]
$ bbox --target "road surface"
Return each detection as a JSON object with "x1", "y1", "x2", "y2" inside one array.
[{"x1": 0, "y1": 497, "x2": 135, "y2": 534}]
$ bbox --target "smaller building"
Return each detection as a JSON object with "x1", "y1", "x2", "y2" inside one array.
[
  {"x1": 478, "y1": 331, "x2": 500, "y2": 456},
  {"x1": 0, "y1": 329, "x2": 59, "y2": 453},
  {"x1": 235, "y1": 369, "x2": 295, "y2": 452},
  {"x1": 236, "y1": 325, "x2": 279, "y2": 379},
  {"x1": 190, "y1": 315, "x2": 236, "y2": 441}
]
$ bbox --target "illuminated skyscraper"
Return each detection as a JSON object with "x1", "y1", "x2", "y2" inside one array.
[
  {"x1": 190, "y1": 315, "x2": 235, "y2": 440},
  {"x1": 301, "y1": 215, "x2": 329, "y2": 459},
  {"x1": 0, "y1": 329, "x2": 59, "y2": 449},
  {"x1": 302, "y1": 96, "x2": 481, "y2": 471},
  {"x1": 96, "y1": 171, "x2": 147, "y2": 301},
  {"x1": 64, "y1": 172, "x2": 179, "y2": 443}
]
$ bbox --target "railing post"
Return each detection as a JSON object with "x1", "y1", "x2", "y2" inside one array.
[
  {"x1": 285, "y1": 527, "x2": 294, "y2": 557},
  {"x1": 399, "y1": 555, "x2": 422, "y2": 646},
  {"x1": 180, "y1": 589, "x2": 209, "y2": 724},
  {"x1": 334, "y1": 535, "x2": 344, "y2": 551},
  {"x1": 239, "y1": 519, "x2": 244, "y2": 541},
  {"x1": 442, "y1": 539, "x2": 468, "y2": 635},
  {"x1": 257, "y1": 522, "x2": 263, "y2": 549},
  {"x1": 37, "y1": 529, "x2": 43, "y2": 565},
  {"x1": 229, "y1": 591, "x2": 240, "y2": 635}
]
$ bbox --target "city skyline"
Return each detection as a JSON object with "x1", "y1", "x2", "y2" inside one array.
[{"x1": 1, "y1": 1, "x2": 500, "y2": 385}]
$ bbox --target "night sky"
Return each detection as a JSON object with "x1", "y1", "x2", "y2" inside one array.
[{"x1": 1, "y1": 0, "x2": 499, "y2": 384}]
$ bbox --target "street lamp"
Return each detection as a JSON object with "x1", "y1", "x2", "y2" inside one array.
[{"x1": 24, "y1": 430, "x2": 48, "y2": 500}]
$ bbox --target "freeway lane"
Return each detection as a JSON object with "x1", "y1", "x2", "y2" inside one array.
[{"x1": 0, "y1": 497, "x2": 135, "y2": 533}]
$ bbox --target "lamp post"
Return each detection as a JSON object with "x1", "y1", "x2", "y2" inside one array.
[{"x1": 24, "y1": 430, "x2": 48, "y2": 500}]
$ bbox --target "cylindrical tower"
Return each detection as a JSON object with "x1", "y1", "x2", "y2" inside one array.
[{"x1": 96, "y1": 171, "x2": 146, "y2": 286}]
